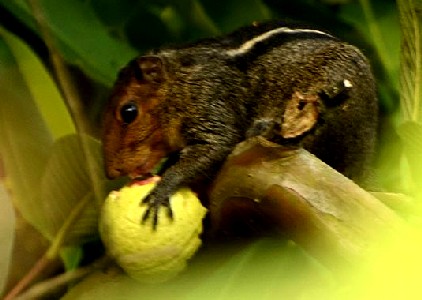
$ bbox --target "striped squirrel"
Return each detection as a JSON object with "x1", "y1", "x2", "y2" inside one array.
[{"x1": 102, "y1": 20, "x2": 378, "y2": 227}]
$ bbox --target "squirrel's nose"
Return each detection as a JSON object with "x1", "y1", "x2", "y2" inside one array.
[{"x1": 105, "y1": 166, "x2": 122, "y2": 179}]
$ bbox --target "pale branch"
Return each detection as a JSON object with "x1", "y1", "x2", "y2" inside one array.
[{"x1": 209, "y1": 137, "x2": 406, "y2": 271}]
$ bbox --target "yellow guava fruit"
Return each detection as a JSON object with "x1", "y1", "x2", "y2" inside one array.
[{"x1": 99, "y1": 177, "x2": 207, "y2": 283}]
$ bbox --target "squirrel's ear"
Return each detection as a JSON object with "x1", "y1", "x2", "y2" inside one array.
[
  {"x1": 135, "y1": 56, "x2": 165, "y2": 83},
  {"x1": 281, "y1": 91, "x2": 320, "y2": 139}
]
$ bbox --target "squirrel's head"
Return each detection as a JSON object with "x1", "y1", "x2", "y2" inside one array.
[{"x1": 102, "y1": 55, "x2": 184, "y2": 179}]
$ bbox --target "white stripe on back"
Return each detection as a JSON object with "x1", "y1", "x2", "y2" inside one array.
[{"x1": 225, "y1": 27, "x2": 333, "y2": 57}]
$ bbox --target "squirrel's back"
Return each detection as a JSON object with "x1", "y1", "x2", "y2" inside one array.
[{"x1": 146, "y1": 22, "x2": 378, "y2": 182}]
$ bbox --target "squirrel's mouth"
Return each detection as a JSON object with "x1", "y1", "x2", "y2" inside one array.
[
  {"x1": 127, "y1": 161, "x2": 155, "y2": 179},
  {"x1": 106, "y1": 160, "x2": 155, "y2": 180},
  {"x1": 105, "y1": 146, "x2": 171, "y2": 180},
  {"x1": 126, "y1": 155, "x2": 163, "y2": 179},
  {"x1": 129, "y1": 175, "x2": 160, "y2": 186},
  {"x1": 128, "y1": 171, "x2": 153, "y2": 181}
]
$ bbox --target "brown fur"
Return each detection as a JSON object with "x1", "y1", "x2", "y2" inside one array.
[{"x1": 102, "y1": 21, "x2": 378, "y2": 225}]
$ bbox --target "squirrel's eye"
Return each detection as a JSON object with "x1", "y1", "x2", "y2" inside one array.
[{"x1": 119, "y1": 102, "x2": 139, "y2": 124}]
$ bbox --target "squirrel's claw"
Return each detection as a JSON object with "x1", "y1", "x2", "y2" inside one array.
[{"x1": 141, "y1": 193, "x2": 173, "y2": 230}]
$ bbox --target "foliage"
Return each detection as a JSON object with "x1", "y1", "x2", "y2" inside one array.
[
  {"x1": 0, "y1": 0, "x2": 420, "y2": 299},
  {"x1": 396, "y1": 0, "x2": 422, "y2": 197}
]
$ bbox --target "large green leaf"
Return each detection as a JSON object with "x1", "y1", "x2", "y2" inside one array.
[
  {"x1": 0, "y1": 28, "x2": 52, "y2": 231},
  {"x1": 0, "y1": 25, "x2": 82, "y2": 238},
  {"x1": 0, "y1": 27, "x2": 74, "y2": 139},
  {"x1": 0, "y1": 0, "x2": 138, "y2": 86},
  {"x1": 0, "y1": 26, "x2": 104, "y2": 249}
]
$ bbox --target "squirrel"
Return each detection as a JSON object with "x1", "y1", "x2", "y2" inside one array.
[{"x1": 102, "y1": 20, "x2": 378, "y2": 227}]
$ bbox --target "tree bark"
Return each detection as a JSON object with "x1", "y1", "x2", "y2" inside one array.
[{"x1": 208, "y1": 137, "x2": 406, "y2": 270}]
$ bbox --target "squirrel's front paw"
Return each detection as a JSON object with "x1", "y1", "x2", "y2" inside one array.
[{"x1": 141, "y1": 191, "x2": 173, "y2": 229}]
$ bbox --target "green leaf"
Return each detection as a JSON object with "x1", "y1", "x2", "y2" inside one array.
[
  {"x1": 397, "y1": 0, "x2": 422, "y2": 122},
  {"x1": 185, "y1": 239, "x2": 289, "y2": 300},
  {"x1": 0, "y1": 28, "x2": 53, "y2": 231},
  {"x1": 61, "y1": 271, "x2": 147, "y2": 300},
  {"x1": 175, "y1": 0, "x2": 221, "y2": 36},
  {"x1": 0, "y1": 183, "x2": 15, "y2": 295},
  {"x1": 202, "y1": 0, "x2": 271, "y2": 33},
  {"x1": 0, "y1": 26, "x2": 107, "y2": 258},
  {"x1": 396, "y1": 121, "x2": 422, "y2": 196},
  {"x1": 0, "y1": 27, "x2": 74, "y2": 139},
  {"x1": 339, "y1": 0, "x2": 400, "y2": 91},
  {"x1": 62, "y1": 239, "x2": 333, "y2": 300},
  {"x1": 0, "y1": 0, "x2": 138, "y2": 86},
  {"x1": 0, "y1": 26, "x2": 82, "y2": 241},
  {"x1": 60, "y1": 246, "x2": 83, "y2": 271},
  {"x1": 40, "y1": 134, "x2": 104, "y2": 245},
  {"x1": 184, "y1": 240, "x2": 333, "y2": 300}
]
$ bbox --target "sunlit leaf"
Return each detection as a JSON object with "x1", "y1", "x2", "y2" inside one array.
[
  {"x1": 0, "y1": 183, "x2": 15, "y2": 295},
  {"x1": 397, "y1": 121, "x2": 422, "y2": 196},
  {"x1": 397, "y1": 0, "x2": 422, "y2": 122},
  {"x1": 0, "y1": 28, "x2": 52, "y2": 231},
  {"x1": 371, "y1": 191, "x2": 416, "y2": 215},
  {"x1": 0, "y1": 27, "x2": 74, "y2": 139},
  {"x1": 0, "y1": 26, "x2": 83, "y2": 243}
]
